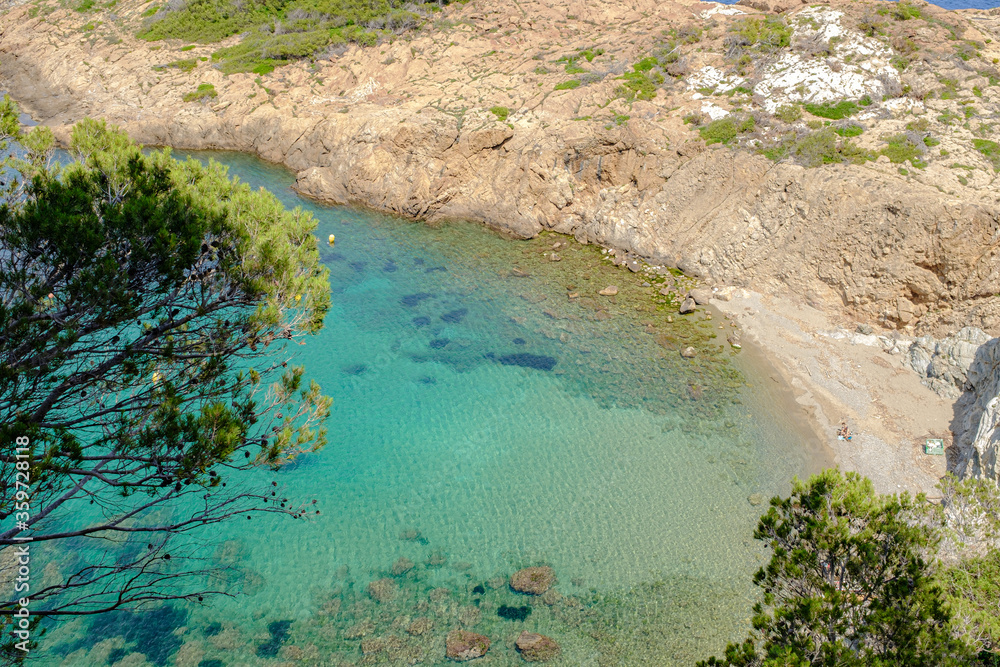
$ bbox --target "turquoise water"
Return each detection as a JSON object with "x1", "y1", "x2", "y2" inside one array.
[{"x1": 43, "y1": 152, "x2": 829, "y2": 666}]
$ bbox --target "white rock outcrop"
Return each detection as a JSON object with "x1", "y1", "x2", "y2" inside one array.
[
  {"x1": 954, "y1": 338, "x2": 1000, "y2": 482},
  {"x1": 906, "y1": 327, "x2": 993, "y2": 399}
]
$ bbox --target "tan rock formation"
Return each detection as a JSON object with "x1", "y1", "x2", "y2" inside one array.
[{"x1": 1, "y1": 0, "x2": 998, "y2": 337}]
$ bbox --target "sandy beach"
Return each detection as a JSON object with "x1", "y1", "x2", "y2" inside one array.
[{"x1": 713, "y1": 289, "x2": 953, "y2": 497}]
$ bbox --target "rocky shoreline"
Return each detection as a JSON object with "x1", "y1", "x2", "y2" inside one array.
[{"x1": 1, "y1": 0, "x2": 999, "y2": 487}]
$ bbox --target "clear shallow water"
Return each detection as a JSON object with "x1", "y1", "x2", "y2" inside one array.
[{"x1": 42, "y1": 151, "x2": 829, "y2": 666}]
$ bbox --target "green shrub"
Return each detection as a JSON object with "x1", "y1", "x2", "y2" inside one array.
[
  {"x1": 634, "y1": 56, "x2": 658, "y2": 72},
  {"x1": 773, "y1": 105, "x2": 801, "y2": 123},
  {"x1": 727, "y1": 16, "x2": 791, "y2": 52},
  {"x1": 140, "y1": 3, "x2": 159, "y2": 17},
  {"x1": 212, "y1": 29, "x2": 333, "y2": 74},
  {"x1": 615, "y1": 66, "x2": 663, "y2": 102},
  {"x1": 158, "y1": 58, "x2": 198, "y2": 72},
  {"x1": 764, "y1": 129, "x2": 873, "y2": 167},
  {"x1": 973, "y1": 139, "x2": 1000, "y2": 170},
  {"x1": 834, "y1": 124, "x2": 863, "y2": 137},
  {"x1": 923, "y1": 136, "x2": 940, "y2": 147},
  {"x1": 804, "y1": 100, "x2": 860, "y2": 120},
  {"x1": 75, "y1": 0, "x2": 95, "y2": 11},
  {"x1": 182, "y1": 83, "x2": 218, "y2": 102},
  {"x1": 700, "y1": 117, "x2": 739, "y2": 145},
  {"x1": 139, "y1": 0, "x2": 426, "y2": 71},
  {"x1": 879, "y1": 133, "x2": 923, "y2": 164},
  {"x1": 489, "y1": 106, "x2": 509, "y2": 122},
  {"x1": 554, "y1": 79, "x2": 580, "y2": 91},
  {"x1": 180, "y1": 44, "x2": 196, "y2": 51}
]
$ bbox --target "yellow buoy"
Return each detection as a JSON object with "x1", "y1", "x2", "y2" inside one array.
[
  {"x1": 328, "y1": 234, "x2": 335, "y2": 245},
  {"x1": 295, "y1": 294, "x2": 302, "y2": 302},
  {"x1": 152, "y1": 372, "x2": 161, "y2": 383}
]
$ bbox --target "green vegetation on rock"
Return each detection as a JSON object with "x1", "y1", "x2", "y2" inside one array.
[
  {"x1": 803, "y1": 99, "x2": 860, "y2": 120},
  {"x1": 974, "y1": 139, "x2": 1000, "y2": 170},
  {"x1": 699, "y1": 116, "x2": 754, "y2": 146},
  {"x1": 833, "y1": 124, "x2": 863, "y2": 137},
  {"x1": 773, "y1": 105, "x2": 801, "y2": 124},
  {"x1": 489, "y1": 106, "x2": 509, "y2": 122},
  {"x1": 182, "y1": 82, "x2": 218, "y2": 102},
  {"x1": 139, "y1": 0, "x2": 450, "y2": 74},
  {"x1": 880, "y1": 133, "x2": 925, "y2": 166}
]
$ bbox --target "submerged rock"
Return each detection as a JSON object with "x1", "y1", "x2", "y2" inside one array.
[
  {"x1": 407, "y1": 617, "x2": 433, "y2": 636},
  {"x1": 497, "y1": 605, "x2": 532, "y2": 621},
  {"x1": 515, "y1": 631, "x2": 561, "y2": 662},
  {"x1": 497, "y1": 354, "x2": 557, "y2": 371},
  {"x1": 441, "y1": 308, "x2": 469, "y2": 323},
  {"x1": 391, "y1": 557, "x2": 415, "y2": 576},
  {"x1": 598, "y1": 285, "x2": 619, "y2": 296},
  {"x1": 401, "y1": 293, "x2": 433, "y2": 307},
  {"x1": 681, "y1": 347, "x2": 697, "y2": 359},
  {"x1": 510, "y1": 567, "x2": 556, "y2": 595},
  {"x1": 445, "y1": 629, "x2": 490, "y2": 661},
  {"x1": 367, "y1": 578, "x2": 397, "y2": 603},
  {"x1": 679, "y1": 297, "x2": 697, "y2": 314}
]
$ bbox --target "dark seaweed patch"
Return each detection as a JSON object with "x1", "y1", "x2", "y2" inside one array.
[
  {"x1": 412, "y1": 316, "x2": 431, "y2": 327},
  {"x1": 472, "y1": 584, "x2": 485, "y2": 595},
  {"x1": 198, "y1": 660, "x2": 225, "y2": 667},
  {"x1": 413, "y1": 257, "x2": 425, "y2": 265},
  {"x1": 83, "y1": 604, "x2": 188, "y2": 666},
  {"x1": 417, "y1": 376, "x2": 437, "y2": 385},
  {"x1": 512, "y1": 338, "x2": 526, "y2": 346},
  {"x1": 349, "y1": 261, "x2": 366, "y2": 272},
  {"x1": 256, "y1": 620, "x2": 292, "y2": 658},
  {"x1": 429, "y1": 339, "x2": 450, "y2": 349},
  {"x1": 107, "y1": 647, "x2": 128, "y2": 665},
  {"x1": 382, "y1": 261, "x2": 397, "y2": 273},
  {"x1": 497, "y1": 353, "x2": 557, "y2": 371},
  {"x1": 497, "y1": 605, "x2": 532, "y2": 621},
  {"x1": 401, "y1": 293, "x2": 433, "y2": 307},
  {"x1": 440, "y1": 308, "x2": 468, "y2": 323},
  {"x1": 326, "y1": 252, "x2": 345, "y2": 262},
  {"x1": 342, "y1": 364, "x2": 368, "y2": 376},
  {"x1": 425, "y1": 266, "x2": 447, "y2": 273},
  {"x1": 203, "y1": 622, "x2": 222, "y2": 637}
]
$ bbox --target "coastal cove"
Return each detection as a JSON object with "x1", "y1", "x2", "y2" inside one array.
[{"x1": 34, "y1": 150, "x2": 831, "y2": 666}]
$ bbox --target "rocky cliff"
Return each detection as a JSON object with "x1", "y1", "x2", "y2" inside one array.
[
  {"x1": 954, "y1": 337, "x2": 1000, "y2": 481},
  {"x1": 1, "y1": 0, "x2": 999, "y2": 337}
]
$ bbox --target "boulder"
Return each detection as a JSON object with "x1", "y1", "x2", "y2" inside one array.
[
  {"x1": 598, "y1": 286, "x2": 619, "y2": 296},
  {"x1": 625, "y1": 257, "x2": 642, "y2": 272},
  {"x1": 681, "y1": 346, "x2": 697, "y2": 359},
  {"x1": 727, "y1": 332, "x2": 742, "y2": 349},
  {"x1": 549, "y1": 253, "x2": 562, "y2": 262},
  {"x1": 510, "y1": 566, "x2": 556, "y2": 595},
  {"x1": 679, "y1": 297, "x2": 696, "y2": 314},
  {"x1": 445, "y1": 629, "x2": 490, "y2": 661},
  {"x1": 688, "y1": 288, "x2": 713, "y2": 305},
  {"x1": 515, "y1": 631, "x2": 561, "y2": 662}
]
